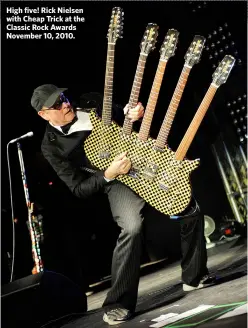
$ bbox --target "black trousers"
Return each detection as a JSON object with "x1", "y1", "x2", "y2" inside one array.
[{"x1": 102, "y1": 181, "x2": 208, "y2": 312}]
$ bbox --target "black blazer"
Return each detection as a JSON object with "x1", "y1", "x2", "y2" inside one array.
[
  {"x1": 41, "y1": 94, "x2": 141, "y2": 200},
  {"x1": 41, "y1": 114, "x2": 109, "y2": 200}
]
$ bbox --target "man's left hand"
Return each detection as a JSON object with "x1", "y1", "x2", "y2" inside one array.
[{"x1": 123, "y1": 102, "x2": 144, "y2": 123}]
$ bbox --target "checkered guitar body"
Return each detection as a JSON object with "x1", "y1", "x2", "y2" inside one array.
[
  {"x1": 84, "y1": 111, "x2": 120, "y2": 169},
  {"x1": 117, "y1": 136, "x2": 200, "y2": 216},
  {"x1": 84, "y1": 110, "x2": 200, "y2": 215}
]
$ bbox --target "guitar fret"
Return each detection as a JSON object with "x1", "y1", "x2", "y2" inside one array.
[
  {"x1": 102, "y1": 43, "x2": 116, "y2": 125},
  {"x1": 123, "y1": 53, "x2": 149, "y2": 135},
  {"x1": 149, "y1": 94, "x2": 159, "y2": 100},
  {"x1": 132, "y1": 87, "x2": 142, "y2": 93},
  {"x1": 138, "y1": 60, "x2": 168, "y2": 141},
  {"x1": 175, "y1": 85, "x2": 217, "y2": 160},
  {"x1": 155, "y1": 66, "x2": 191, "y2": 148}
]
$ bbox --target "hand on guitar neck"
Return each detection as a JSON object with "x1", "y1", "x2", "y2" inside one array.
[
  {"x1": 123, "y1": 102, "x2": 144, "y2": 123},
  {"x1": 104, "y1": 151, "x2": 131, "y2": 180}
]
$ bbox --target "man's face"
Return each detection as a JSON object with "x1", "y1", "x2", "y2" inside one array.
[{"x1": 38, "y1": 93, "x2": 75, "y2": 126}]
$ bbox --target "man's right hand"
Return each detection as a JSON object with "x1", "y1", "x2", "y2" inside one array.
[{"x1": 104, "y1": 152, "x2": 131, "y2": 180}]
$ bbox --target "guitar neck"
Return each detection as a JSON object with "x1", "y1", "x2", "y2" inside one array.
[
  {"x1": 155, "y1": 65, "x2": 192, "y2": 149},
  {"x1": 138, "y1": 59, "x2": 168, "y2": 142},
  {"x1": 102, "y1": 43, "x2": 116, "y2": 126},
  {"x1": 175, "y1": 84, "x2": 217, "y2": 160},
  {"x1": 122, "y1": 53, "x2": 148, "y2": 136}
]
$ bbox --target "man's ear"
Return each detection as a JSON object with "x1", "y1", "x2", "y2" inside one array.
[{"x1": 38, "y1": 110, "x2": 49, "y2": 121}]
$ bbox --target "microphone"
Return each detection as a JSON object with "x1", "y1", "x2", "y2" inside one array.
[{"x1": 9, "y1": 132, "x2": 34, "y2": 144}]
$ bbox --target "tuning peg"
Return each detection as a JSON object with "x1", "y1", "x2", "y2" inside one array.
[
  {"x1": 232, "y1": 100, "x2": 237, "y2": 105},
  {"x1": 239, "y1": 136, "x2": 245, "y2": 143}
]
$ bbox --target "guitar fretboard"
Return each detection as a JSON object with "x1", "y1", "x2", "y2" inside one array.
[
  {"x1": 102, "y1": 43, "x2": 116, "y2": 126},
  {"x1": 123, "y1": 53, "x2": 148, "y2": 136},
  {"x1": 175, "y1": 84, "x2": 217, "y2": 160},
  {"x1": 155, "y1": 65, "x2": 191, "y2": 149},
  {"x1": 138, "y1": 60, "x2": 168, "y2": 142}
]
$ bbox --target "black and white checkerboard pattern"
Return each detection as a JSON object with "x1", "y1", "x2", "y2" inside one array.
[{"x1": 84, "y1": 111, "x2": 200, "y2": 215}]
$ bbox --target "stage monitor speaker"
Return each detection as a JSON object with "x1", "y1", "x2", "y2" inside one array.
[{"x1": 2, "y1": 270, "x2": 87, "y2": 328}]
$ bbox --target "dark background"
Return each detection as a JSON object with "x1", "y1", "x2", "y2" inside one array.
[{"x1": 1, "y1": 1, "x2": 247, "y2": 287}]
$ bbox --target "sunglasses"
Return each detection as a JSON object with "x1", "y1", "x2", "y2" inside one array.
[{"x1": 49, "y1": 93, "x2": 70, "y2": 110}]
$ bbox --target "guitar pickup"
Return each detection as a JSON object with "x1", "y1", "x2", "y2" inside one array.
[
  {"x1": 170, "y1": 159, "x2": 183, "y2": 168},
  {"x1": 158, "y1": 181, "x2": 170, "y2": 192},
  {"x1": 161, "y1": 172, "x2": 178, "y2": 184},
  {"x1": 99, "y1": 150, "x2": 111, "y2": 159}
]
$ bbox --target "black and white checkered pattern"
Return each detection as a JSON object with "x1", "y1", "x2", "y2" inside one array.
[{"x1": 84, "y1": 111, "x2": 200, "y2": 216}]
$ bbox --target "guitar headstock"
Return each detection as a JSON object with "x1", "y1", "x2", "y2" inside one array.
[
  {"x1": 160, "y1": 28, "x2": 179, "y2": 61},
  {"x1": 184, "y1": 35, "x2": 206, "y2": 67},
  {"x1": 140, "y1": 23, "x2": 159, "y2": 55},
  {"x1": 212, "y1": 55, "x2": 235, "y2": 87},
  {"x1": 107, "y1": 7, "x2": 124, "y2": 43}
]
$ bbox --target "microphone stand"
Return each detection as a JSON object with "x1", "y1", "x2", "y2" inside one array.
[{"x1": 17, "y1": 142, "x2": 44, "y2": 274}]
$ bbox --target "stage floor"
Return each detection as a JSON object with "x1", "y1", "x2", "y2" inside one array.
[{"x1": 59, "y1": 237, "x2": 247, "y2": 328}]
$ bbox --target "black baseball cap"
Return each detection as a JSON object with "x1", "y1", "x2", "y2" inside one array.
[{"x1": 31, "y1": 84, "x2": 68, "y2": 112}]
